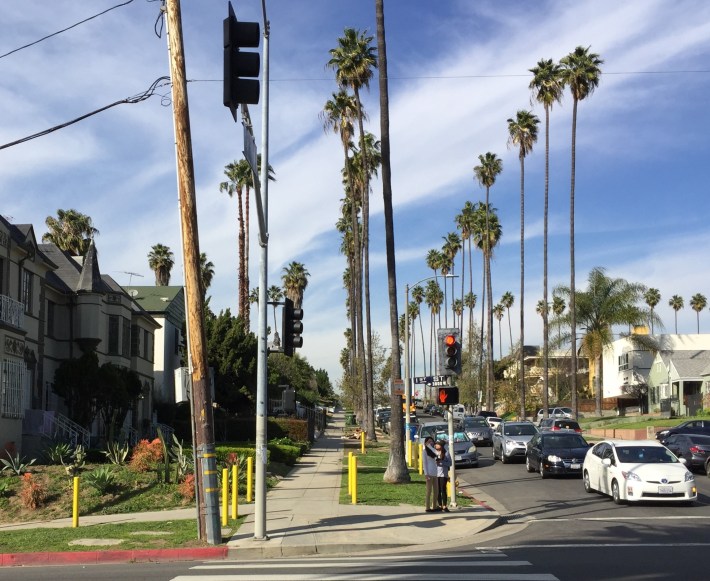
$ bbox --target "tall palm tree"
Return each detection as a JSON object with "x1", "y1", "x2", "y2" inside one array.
[
  {"x1": 529, "y1": 58, "x2": 565, "y2": 420},
  {"x1": 452, "y1": 298, "x2": 464, "y2": 331},
  {"x1": 560, "y1": 46, "x2": 604, "y2": 416},
  {"x1": 500, "y1": 291, "x2": 515, "y2": 353},
  {"x1": 690, "y1": 293, "x2": 707, "y2": 333},
  {"x1": 474, "y1": 153, "x2": 503, "y2": 410},
  {"x1": 411, "y1": 285, "x2": 427, "y2": 375},
  {"x1": 281, "y1": 261, "x2": 310, "y2": 309},
  {"x1": 425, "y1": 280, "x2": 443, "y2": 376},
  {"x1": 375, "y1": 0, "x2": 408, "y2": 483},
  {"x1": 464, "y1": 292, "x2": 477, "y2": 340},
  {"x1": 508, "y1": 109, "x2": 539, "y2": 419},
  {"x1": 43, "y1": 209, "x2": 99, "y2": 256},
  {"x1": 536, "y1": 299, "x2": 549, "y2": 319},
  {"x1": 268, "y1": 285, "x2": 284, "y2": 343},
  {"x1": 425, "y1": 249, "x2": 445, "y2": 326},
  {"x1": 199, "y1": 252, "x2": 215, "y2": 300},
  {"x1": 669, "y1": 295, "x2": 684, "y2": 333},
  {"x1": 220, "y1": 160, "x2": 251, "y2": 321},
  {"x1": 455, "y1": 201, "x2": 475, "y2": 332},
  {"x1": 556, "y1": 267, "x2": 658, "y2": 417},
  {"x1": 147, "y1": 244, "x2": 174, "y2": 286},
  {"x1": 551, "y1": 294, "x2": 566, "y2": 404},
  {"x1": 644, "y1": 288, "x2": 661, "y2": 334},
  {"x1": 442, "y1": 231, "x2": 462, "y2": 326},
  {"x1": 408, "y1": 301, "x2": 419, "y2": 380},
  {"x1": 493, "y1": 303, "x2": 505, "y2": 360}
]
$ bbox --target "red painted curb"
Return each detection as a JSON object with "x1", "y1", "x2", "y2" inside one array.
[{"x1": 0, "y1": 547, "x2": 228, "y2": 567}]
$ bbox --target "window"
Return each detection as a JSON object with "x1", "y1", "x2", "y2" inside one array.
[
  {"x1": 618, "y1": 353, "x2": 629, "y2": 371},
  {"x1": 21, "y1": 269, "x2": 32, "y2": 313},
  {"x1": 131, "y1": 325, "x2": 140, "y2": 356},
  {"x1": 46, "y1": 300, "x2": 55, "y2": 337},
  {"x1": 143, "y1": 329, "x2": 153, "y2": 362},
  {"x1": 1, "y1": 358, "x2": 28, "y2": 419},
  {"x1": 108, "y1": 315, "x2": 120, "y2": 354},
  {"x1": 122, "y1": 318, "x2": 131, "y2": 357}
]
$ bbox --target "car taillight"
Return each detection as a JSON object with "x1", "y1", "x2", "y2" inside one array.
[
  {"x1": 575, "y1": 428, "x2": 582, "y2": 433},
  {"x1": 551, "y1": 426, "x2": 559, "y2": 431},
  {"x1": 689, "y1": 446, "x2": 701, "y2": 454}
]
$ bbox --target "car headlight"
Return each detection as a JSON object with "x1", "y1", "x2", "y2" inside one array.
[
  {"x1": 621, "y1": 471, "x2": 641, "y2": 481},
  {"x1": 685, "y1": 471, "x2": 695, "y2": 482},
  {"x1": 505, "y1": 440, "x2": 516, "y2": 449},
  {"x1": 468, "y1": 446, "x2": 477, "y2": 454},
  {"x1": 546, "y1": 455, "x2": 562, "y2": 463}
]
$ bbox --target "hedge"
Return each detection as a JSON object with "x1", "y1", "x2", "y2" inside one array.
[{"x1": 173, "y1": 417, "x2": 310, "y2": 444}]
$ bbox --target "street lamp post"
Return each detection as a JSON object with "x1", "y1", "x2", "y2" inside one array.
[{"x1": 404, "y1": 274, "x2": 457, "y2": 463}]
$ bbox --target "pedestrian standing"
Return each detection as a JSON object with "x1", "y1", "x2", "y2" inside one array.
[
  {"x1": 422, "y1": 437, "x2": 439, "y2": 512},
  {"x1": 435, "y1": 439, "x2": 452, "y2": 512}
]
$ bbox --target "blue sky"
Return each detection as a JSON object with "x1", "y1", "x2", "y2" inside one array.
[{"x1": 2, "y1": 1, "x2": 710, "y2": 388}]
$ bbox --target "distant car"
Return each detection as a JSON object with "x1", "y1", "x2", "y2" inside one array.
[
  {"x1": 525, "y1": 432, "x2": 590, "y2": 478},
  {"x1": 663, "y1": 434, "x2": 710, "y2": 471},
  {"x1": 415, "y1": 422, "x2": 449, "y2": 442},
  {"x1": 476, "y1": 410, "x2": 499, "y2": 420},
  {"x1": 537, "y1": 407, "x2": 574, "y2": 421},
  {"x1": 492, "y1": 421, "x2": 539, "y2": 463},
  {"x1": 583, "y1": 439, "x2": 697, "y2": 505},
  {"x1": 547, "y1": 419, "x2": 582, "y2": 433},
  {"x1": 487, "y1": 417, "x2": 503, "y2": 430},
  {"x1": 433, "y1": 430, "x2": 478, "y2": 468},
  {"x1": 655, "y1": 420, "x2": 710, "y2": 443},
  {"x1": 461, "y1": 416, "x2": 493, "y2": 446}
]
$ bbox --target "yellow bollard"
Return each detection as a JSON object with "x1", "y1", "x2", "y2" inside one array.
[
  {"x1": 447, "y1": 480, "x2": 451, "y2": 499},
  {"x1": 246, "y1": 456, "x2": 253, "y2": 503},
  {"x1": 231, "y1": 463, "x2": 238, "y2": 519},
  {"x1": 222, "y1": 468, "x2": 228, "y2": 526},
  {"x1": 407, "y1": 440, "x2": 413, "y2": 468},
  {"x1": 351, "y1": 456, "x2": 357, "y2": 504},
  {"x1": 348, "y1": 451, "x2": 353, "y2": 496},
  {"x1": 418, "y1": 444, "x2": 423, "y2": 475},
  {"x1": 72, "y1": 476, "x2": 79, "y2": 528},
  {"x1": 361, "y1": 431, "x2": 365, "y2": 454}
]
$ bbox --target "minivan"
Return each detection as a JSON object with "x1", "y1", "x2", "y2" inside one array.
[{"x1": 451, "y1": 404, "x2": 466, "y2": 421}]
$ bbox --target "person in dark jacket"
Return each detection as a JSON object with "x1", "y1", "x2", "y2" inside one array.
[{"x1": 434, "y1": 438, "x2": 452, "y2": 512}]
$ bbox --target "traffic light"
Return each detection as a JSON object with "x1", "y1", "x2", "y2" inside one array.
[
  {"x1": 437, "y1": 386, "x2": 459, "y2": 406},
  {"x1": 282, "y1": 298, "x2": 303, "y2": 357},
  {"x1": 223, "y1": 1, "x2": 260, "y2": 121},
  {"x1": 437, "y1": 328, "x2": 462, "y2": 375}
]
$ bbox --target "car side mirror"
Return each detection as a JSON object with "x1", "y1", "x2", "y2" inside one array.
[
  {"x1": 602, "y1": 458, "x2": 612, "y2": 467},
  {"x1": 679, "y1": 457, "x2": 687, "y2": 465}
]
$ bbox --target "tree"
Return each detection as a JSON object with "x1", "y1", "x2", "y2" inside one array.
[
  {"x1": 669, "y1": 295, "x2": 684, "y2": 333},
  {"x1": 96, "y1": 363, "x2": 142, "y2": 442},
  {"x1": 644, "y1": 288, "x2": 661, "y2": 334},
  {"x1": 199, "y1": 252, "x2": 214, "y2": 300},
  {"x1": 500, "y1": 291, "x2": 515, "y2": 353},
  {"x1": 536, "y1": 299, "x2": 549, "y2": 319},
  {"x1": 441, "y1": 232, "x2": 461, "y2": 326},
  {"x1": 556, "y1": 267, "x2": 658, "y2": 417},
  {"x1": 43, "y1": 209, "x2": 99, "y2": 256},
  {"x1": 455, "y1": 201, "x2": 476, "y2": 336},
  {"x1": 375, "y1": 0, "x2": 407, "y2": 483},
  {"x1": 551, "y1": 294, "x2": 566, "y2": 404},
  {"x1": 473, "y1": 153, "x2": 503, "y2": 411},
  {"x1": 559, "y1": 46, "x2": 603, "y2": 416},
  {"x1": 147, "y1": 243, "x2": 174, "y2": 286},
  {"x1": 529, "y1": 58, "x2": 564, "y2": 421},
  {"x1": 690, "y1": 293, "x2": 707, "y2": 333},
  {"x1": 53, "y1": 351, "x2": 100, "y2": 428},
  {"x1": 268, "y1": 285, "x2": 284, "y2": 344},
  {"x1": 424, "y1": 280, "x2": 443, "y2": 376},
  {"x1": 219, "y1": 160, "x2": 251, "y2": 322},
  {"x1": 508, "y1": 109, "x2": 539, "y2": 419},
  {"x1": 411, "y1": 284, "x2": 426, "y2": 375},
  {"x1": 493, "y1": 303, "x2": 505, "y2": 359},
  {"x1": 281, "y1": 262, "x2": 310, "y2": 309}
]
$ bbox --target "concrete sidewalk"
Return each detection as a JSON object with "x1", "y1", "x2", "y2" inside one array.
[
  {"x1": 0, "y1": 413, "x2": 500, "y2": 563},
  {"x1": 226, "y1": 413, "x2": 500, "y2": 557}
]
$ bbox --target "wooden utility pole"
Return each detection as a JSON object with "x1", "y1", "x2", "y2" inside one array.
[{"x1": 164, "y1": 0, "x2": 221, "y2": 544}]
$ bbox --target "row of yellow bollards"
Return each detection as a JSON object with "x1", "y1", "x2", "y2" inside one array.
[{"x1": 221, "y1": 456, "x2": 255, "y2": 526}]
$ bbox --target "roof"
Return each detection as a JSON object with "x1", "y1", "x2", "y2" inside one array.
[
  {"x1": 39, "y1": 243, "x2": 113, "y2": 294},
  {"x1": 126, "y1": 286, "x2": 185, "y2": 314}
]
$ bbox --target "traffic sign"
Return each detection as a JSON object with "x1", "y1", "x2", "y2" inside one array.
[
  {"x1": 413, "y1": 376, "x2": 433, "y2": 384},
  {"x1": 437, "y1": 386, "x2": 459, "y2": 405},
  {"x1": 392, "y1": 378, "x2": 404, "y2": 396}
]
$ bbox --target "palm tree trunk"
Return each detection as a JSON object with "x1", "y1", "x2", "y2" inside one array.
[
  {"x1": 519, "y1": 154, "x2": 526, "y2": 420},
  {"x1": 419, "y1": 314, "x2": 426, "y2": 379},
  {"x1": 479, "y1": 251, "x2": 486, "y2": 409},
  {"x1": 376, "y1": 0, "x2": 408, "y2": 483},
  {"x1": 569, "y1": 97, "x2": 579, "y2": 416},
  {"x1": 237, "y1": 188, "x2": 246, "y2": 320},
  {"x1": 595, "y1": 354, "x2": 602, "y2": 417},
  {"x1": 245, "y1": 186, "x2": 251, "y2": 327},
  {"x1": 542, "y1": 105, "x2": 550, "y2": 421}
]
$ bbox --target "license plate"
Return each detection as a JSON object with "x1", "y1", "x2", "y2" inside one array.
[
  {"x1": 570, "y1": 463, "x2": 580, "y2": 470},
  {"x1": 658, "y1": 485, "x2": 673, "y2": 494},
  {"x1": 455, "y1": 455, "x2": 462, "y2": 461},
  {"x1": 477, "y1": 436, "x2": 484, "y2": 440}
]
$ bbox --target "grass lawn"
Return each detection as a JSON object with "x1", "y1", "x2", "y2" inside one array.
[
  {"x1": 578, "y1": 415, "x2": 710, "y2": 431},
  {"x1": 339, "y1": 444, "x2": 472, "y2": 508},
  {"x1": 0, "y1": 517, "x2": 244, "y2": 553}
]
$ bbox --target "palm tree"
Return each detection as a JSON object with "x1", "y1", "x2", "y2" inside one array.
[
  {"x1": 425, "y1": 280, "x2": 443, "y2": 376},
  {"x1": 644, "y1": 288, "x2": 661, "y2": 334},
  {"x1": 220, "y1": 160, "x2": 251, "y2": 321},
  {"x1": 669, "y1": 295, "x2": 684, "y2": 333},
  {"x1": 147, "y1": 244, "x2": 174, "y2": 286},
  {"x1": 411, "y1": 284, "x2": 427, "y2": 375},
  {"x1": 508, "y1": 109, "x2": 539, "y2": 419},
  {"x1": 425, "y1": 249, "x2": 445, "y2": 326},
  {"x1": 474, "y1": 153, "x2": 503, "y2": 410},
  {"x1": 493, "y1": 303, "x2": 505, "y2": 360},
  {"x1": 556, "y1": 267, "x2": 658, "y2": 417},
  {"x1": 551, "y1": 294, "x2": 566, "y2": 404},
  {"x1": 452, "y1": 298, "x2": 464, "y2": 331},
  {"x1": 560, "y1": 46, "x2": 604, "y2": 416},
  {"x1": 281, "y1": 261, "x2": 310, "y2": 309},
  {"x1": 375, "y1": 0, "x2": 408, "y2": 483},
  {"x1": 268, "y1": 285, "x2": 284, "y2": 343},
  {"x1": 43, "y1": 209, "x2": 99, "y2": 256},
  {"x1": 536, "y1": 299, "x2": 549, "y2": 319},
  {"x1": 529, "y1": 58, "x2": 565, "y2": 420},
  {"x1": 464, "y1": 292, "x2": 477, "y2": 339},
  {"x1": 199, "y1": 252, "x2": 215, "y2": 300},
  {"x1": 455, "y1": 201, "x2": 476, "y2": 333},
  {"x1": 690, "y1": 293, "x2": 707, "y2": 333},
  {"x1": 500, "y1": 291, "x2": 515, "y2": 353},
  {"x1": 441, "y1": 232, "x2": 461, "y2": 326}
]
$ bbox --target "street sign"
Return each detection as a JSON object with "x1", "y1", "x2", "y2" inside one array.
[
  {"x1": 413, "y1": 376, "x2": 433, "y2": 384},
  {"x1": 392, "y1": 378, "x2": 404, "y2": 396},
  {"x1": 431, "y1": 379, "x2": 449, "y2": 387}
]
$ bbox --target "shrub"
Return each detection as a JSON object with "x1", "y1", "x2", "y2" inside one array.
[
  {"x1": 1, "y1": 451, "x2": 36, "y2": 476},
  {"x1": 61, "y1": 444, "x2": 86, "y2": 476},
  {"x1": 178, "y1": 473, "x2": 195, "y2": 502},
  {"x1": 102, "y1": 441, "x2": 129, "y2": 465},
  {"x1": 43, "y1": 442, "x2": 73, "y2": 465},
  {"x1": 20, "y1": 473, "x2": 46, "y2": 509},
  {"x1": 171, "y1": 435, "x2": 191, "y2": 483},
  {"x1": 84, "y1": 466, "x2": 118, "y2": 495},
  {"x1": 129, "y1": 439, "x2": 163, "y2": 473},
  {"x1": 0, "y1": 479, "x2": 10, "y2": 497}
]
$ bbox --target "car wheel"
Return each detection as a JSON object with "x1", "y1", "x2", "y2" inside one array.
[
  {"x1": 705, "y1": 460, "x2": 710, "y2": 478},
  {"x1": 611, "y1": 479, "x2": 624, "y2": 505},
  {"x1": 525, "y1": 456, "x2": 535, "y2": 473},
  {"x1": 501, "y1": 452, "x2": 509, "y2": 464},
  {"x1": 583, "y1": 470, "x2": 594, "y2": 493},
  {"x1": 539, "y1": 462, "x2": 548, "y2": 479}
]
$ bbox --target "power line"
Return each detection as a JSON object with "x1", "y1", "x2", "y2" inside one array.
[{"x1": 0, "y1": 76, "x2": 171, "y2": 151}]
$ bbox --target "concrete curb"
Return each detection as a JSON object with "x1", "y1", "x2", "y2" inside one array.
[{"x1": 0, "y1": 547, "x2": 228, "y2": 567}]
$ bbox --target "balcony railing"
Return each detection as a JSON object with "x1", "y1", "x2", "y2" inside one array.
[{"x1": 0, "y1": 295, "x2": 24, "y2": 329}]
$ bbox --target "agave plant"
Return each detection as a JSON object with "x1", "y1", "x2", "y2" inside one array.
[
  {"x1": 1, "y1": 451, "x2": 36, "y2": 476},
  {"x1": 84, "y1": 466, "x2": 118, "y2": 495},
  {"x1": 43, "y1": 442, "x2": 73, "y2": 465},
  {"x1": 102, "y1": 441, "x2": 130, "y2": 466}
]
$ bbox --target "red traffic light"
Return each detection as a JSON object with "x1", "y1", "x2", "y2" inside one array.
[
  {"x1": 444, "y1": 334, "x2": 456, "y2": 347},
  {"x1": 437, "y1": 386, "x2": 459, "y2": 405}
]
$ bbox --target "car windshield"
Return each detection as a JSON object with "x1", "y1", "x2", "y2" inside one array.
[
  {"x1": 463, "y1": 418, "x2": 488, "y2": 428},
  {"x1": 421, "y1": 425, "x2": 447, "y2": 438},
  {"x1": 504, "y1": 424, "x2": 537, "y2": 436},
  {"x1": 559, "y1": 408, "x2": 573, "y2": 414},
  {"x1": 615, "y1": 446, "x2": 678, "y2": 464},
  {"x1": 544, "y1": 434, "x2": 587, "y2": 448}
]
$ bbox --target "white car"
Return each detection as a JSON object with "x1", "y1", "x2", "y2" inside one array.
[
  {"x1": 582, "y1": 439, "x2": 697, "y2": 505},
  {"x1": 486, "y1": 417, "x2": 503, "y2": 429},
  {"x1": 536, "y1": 407, "x2": 574, "y2": 421}
]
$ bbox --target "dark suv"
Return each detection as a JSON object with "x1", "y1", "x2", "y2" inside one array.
[{"x1": 655, "y1": 420, "x2": 710, "y2": 443}]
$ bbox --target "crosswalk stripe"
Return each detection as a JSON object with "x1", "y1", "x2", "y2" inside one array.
[
  {"x1": 192, "y1": 560, "x2": 532, "y2": 569},
  {"x1": 172, "y1": 575, "x2": 558, "y2": 581}
]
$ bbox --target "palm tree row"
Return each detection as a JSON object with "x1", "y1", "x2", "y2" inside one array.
[{"x1": 645, "y1": 289, "x2": 708, "y2": 334}]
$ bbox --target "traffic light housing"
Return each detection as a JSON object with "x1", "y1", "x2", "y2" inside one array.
[
  {"x1": 437, "y1": 328, "x2": 462, "y2": 375},
  {"x1": 223, "y1": 1, "x2": 260, "y2": 121},
  {"x1": 437, "y1": 386, "x2": 459, "y2": 406},
  {"x1": 282, "y1": 298, "x2": 303, "y2": 357}
]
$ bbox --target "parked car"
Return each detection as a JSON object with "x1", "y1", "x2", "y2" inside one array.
[
  {"x1": 655, "y1": 420, "x2": 710, "y2": 443},
  {"x1": 536, "y1": 407, "x2": 574, "y2": 421},
  {"x1": 461, "y1": 416, "x2": 493, "y2": 446},
  {"x1": 433, "y1": 430, "x2": 479, "y2": 468},
  {"x1": 525, "y1": 432, "x2": 590, "y2": 478},
  {"x1": 582, "y1": 439, "x2": 697, "y2": 505},
  {"x1": 663, "y1": 434, "x2": 710, "y2": 472},
  {"x1": 538, "y1": 418, "x2": 555, "y2": 431},
  {"x1": 546, "y1": 419, "x2": 582, "y2": 433},
  {"x1": 492, "y1": 421, "x2": 539, "y2": 463}
]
